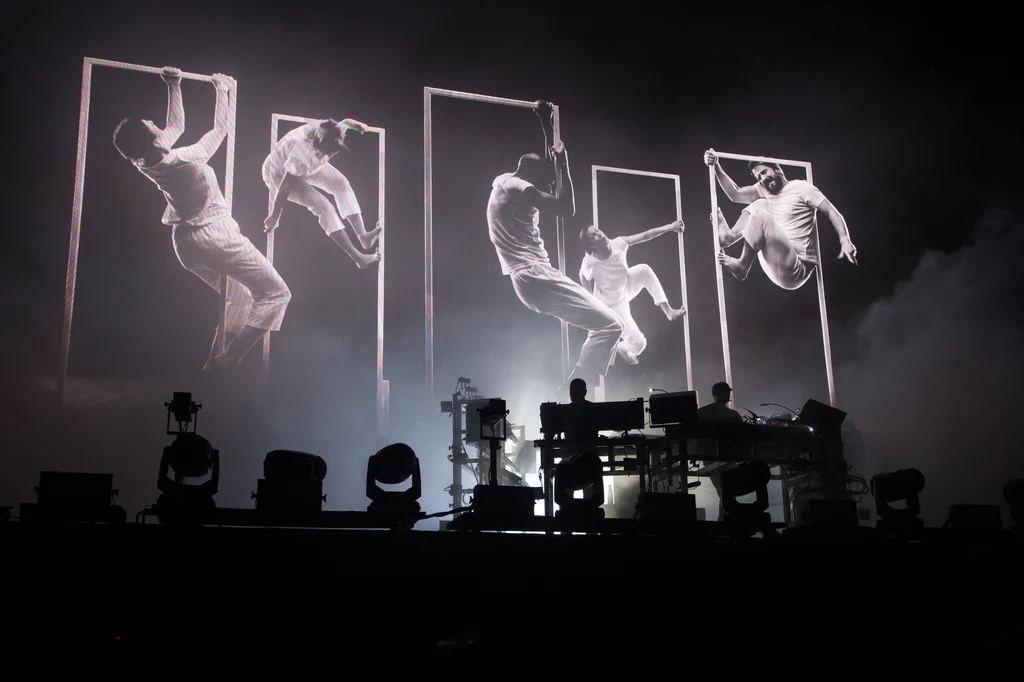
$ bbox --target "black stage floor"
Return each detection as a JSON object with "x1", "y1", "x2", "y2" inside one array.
[{"x1": 1, "y1": 521, "x2": 1022, "y2": 659}]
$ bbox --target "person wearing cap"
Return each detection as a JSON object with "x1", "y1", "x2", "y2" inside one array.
[{"x1": 697, "y1": 382, "x2": 742, "y2": 423}]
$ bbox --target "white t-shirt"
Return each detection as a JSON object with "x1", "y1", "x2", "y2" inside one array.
[
  {"x1": 580, "y1": 237, "x2": 629, "y2": 305},
  {"x1": 263, "y1": 123, "x2": 333, "y2": 180},
  {"x1": 135, "y1": 152, "x2": 231, "y2": 226},
  {"x1": 487, "y1": 173, "x2": 550, "y2": 275},
  {"x1": 753, "y1": 179, "x2": 826, "y2": 263}
]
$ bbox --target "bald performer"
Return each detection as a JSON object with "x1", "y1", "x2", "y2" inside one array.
[{"x1": 486, "y1": 101, "x2": 623, "y2": 393}]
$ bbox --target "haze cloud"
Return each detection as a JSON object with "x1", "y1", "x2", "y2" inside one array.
[{"x1": 837, "y1": 208, "x2": 1024, "y2": 525}]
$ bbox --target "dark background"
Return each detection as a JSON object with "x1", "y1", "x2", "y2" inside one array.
[{"x1": 0, "y1": 0, "x2": 1020, "y2": 525}]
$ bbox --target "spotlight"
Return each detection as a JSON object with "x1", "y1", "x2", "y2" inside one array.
[
  {"x1": 155, "y1": 393, "x2": 219, "y2": 526},
  {"x1": 1004, "y1": 479, "x2": 1024, "y2": 529},
  {"x1": 254, "y1": 450, "x2": 329, "y2": 515},
  {"x1": 366, "y1": 443, "x2": 422, "y2": 526},
  {"x1": 720, "y1": 461, "x2": 772, "y2": 534},
  {"x1": 870, "y1": 468, "x2": 925, "y2": 534},
  {"x1": 554, "y1": 452, "x2": 605, "y2": 521}
]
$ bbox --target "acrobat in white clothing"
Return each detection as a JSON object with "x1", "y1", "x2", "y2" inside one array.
[
  {"x1": 112, "y1": 68, "x2": 291, "y2": 372},
  {"x1": 486, "y1": 102, "x2": 622, "y2": 389},
  {"x1": 263, "y1": 118, "x2": 381, "y2": 269},
  {"x1": 578, "y1": 221, "x2": 686, "y2": 365},
  {"x1": 704, "y1": 149, "x2": 858, "y2": 290}
]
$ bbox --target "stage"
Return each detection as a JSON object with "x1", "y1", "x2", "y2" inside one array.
[{"x1": 1, "y1": 521, "x2": 1020, "y2": 658}]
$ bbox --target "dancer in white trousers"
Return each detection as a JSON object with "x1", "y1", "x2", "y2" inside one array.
[
  {"x1": 262, "y1": 118, "x2": 380, "y2": 269},
  {"x1": 487, "y1": 101, "x2": 622, "y2": 393},
  {"x1": 704, "y1": 149, "x2": 857, "y2": 290},
  {"x1": 579, "y1": 221, "x2": 687, "y2": 366},
  {"x1": 113, "y1": 67, "x2": 291, "y2": 371}
]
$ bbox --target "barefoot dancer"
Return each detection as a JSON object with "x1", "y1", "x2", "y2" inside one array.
[
  {"x1": 113, "y1": 68, "x2": 291, "y2": 372},
  {"x1": 578, "y1": 221, "x2": 686, "y2": 365},
  {"x1": 263, "y1": 118, "x2": 381, "y2": 269},
  {"x1": 704, "y1": 149, "x2": 857, "y2": 289}
]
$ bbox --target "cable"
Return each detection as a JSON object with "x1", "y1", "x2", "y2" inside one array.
[
  {"x1": 422, "y1": 505, "x2": 473, "y2": 520},
  {"x1": 135, "y1": 505, "x2": 158, "y2": 524}
]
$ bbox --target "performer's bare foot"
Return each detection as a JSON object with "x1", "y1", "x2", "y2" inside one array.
[
  {"x1": 354, "y1": 249, "x2": 381, "y2": 269},
  {"x1": 358, "y1": 221, "x2": 383, "y2": 250},
  {"x1": 664, "y1": 307, "x2": 686, "y2": 321},
  {"x1": 715, "y1": 208, "x2": 733, "y2": 250},
  {"x1": 718, "y1": 251, "x2": 749, "y2": 281}
]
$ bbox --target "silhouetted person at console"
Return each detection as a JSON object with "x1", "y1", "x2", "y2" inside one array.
[
  {"x1": 697, "y1": 382, "x2": 742, "y2": 424},
  {"x1": 697, "y1": 381, "x2": 741, "y2": 519},
  {"x1": 556, "y1": 378, "x2": 605, "y2": 514},
  {"x1": 564, "y1": 378, "x2": 599, "y2": 444}
]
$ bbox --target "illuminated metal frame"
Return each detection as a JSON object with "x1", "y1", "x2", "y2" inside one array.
[
  {"x1": 708, "y1": 151, "x2": 835, "y2": 407},
  {"x1": 423, "y1": 87, "x2": 566, "y2": 403},
  {"x1": 590, "y1": 165, "x2": 693, "y2": 400},
  {"x1": 267, "y1": 114, "x2": 389, "y2": 436},
  {"x1": 58, "y1": 57, "x2": 239, "y2": 404}
]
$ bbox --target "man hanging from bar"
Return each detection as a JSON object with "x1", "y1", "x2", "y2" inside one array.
[
  {"x1": 487, "y1": 100, "x2": 622, "y2": 396},
  {"x1": 578, "y1": 220, "x2": 687, "y2": 366},
  {"x1": 262, "y1": 117, "x2": 381, "y2": 269},
  {"x1": 112, "y1": 67, "x2": 291, "y2": 372},
  {"x1": 704, "y1": 149, "x2": 858, "y2": 290}
]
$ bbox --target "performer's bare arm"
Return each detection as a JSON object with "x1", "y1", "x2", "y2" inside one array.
[
  {"x1": 154, "y1": 67, "x2": 185, "y2": 148},
  {"x1": 579, "y1": 272, "x2": 595, "y2": 294},
  {"x1": 175, "y1": 74, "x2": 233, "y2": 165},
  {"x1": 340, "y1": 118, "x2": 370, "y2": 134},
  {"x1": 817, "y1": 198, "x2": 858, "y2": 264},
  {"x1": 622, "y1": 220, "x2": 685, "y2": 247},
  {"x1": 704, "y1": 149, "x2": 759, "y2": 204},
  {"x1": 523, "y1": 147, "x2": 576, "y2": 217},
  {"x1": 265, "y1": 173, "x2": 300, "y2": 232},
  {"x1": 534, "y1": 101, "x2": 555, "y2": 161}
]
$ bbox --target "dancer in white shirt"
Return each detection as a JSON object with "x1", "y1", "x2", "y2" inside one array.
[
  {"x1": 112, "y1": 68, "x2": 291, "y2": 372},
  {"x1": 487, "y1": 101, "x2": 622, "y2": 392},
  {"x1": 704, "y1": 149, "x2": 857, "y2": 290},
  {"x1": 578, "y1": 220, "x2": 686, "y2": 365},
  {"x1": 263, "y1": 118, "x2": 380, "y2": 269}
]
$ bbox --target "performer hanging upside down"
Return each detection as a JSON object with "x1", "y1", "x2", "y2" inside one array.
[
  {"x1": 579, "y1": 221, "x2": 687, "y2": 366},
  {"x1": 704, "y1": 148, "x2": 857, "y2": 290},
  {"x1": 112, "y1": 67, "x2": 291, "y2": 372},
  {"x1": 263, "y1": 117, "x2": 381, "y2": 269},
  {"x1": 486, "y1": 101, "x2": 623, "y2": 394}
]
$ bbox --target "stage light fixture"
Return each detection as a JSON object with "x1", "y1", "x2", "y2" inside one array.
[
  {"x1": 720, "y1": 461, "x2": 772, "y2": 533},
  {"x1": 155, "y1": 393, "x2": 219, "y2": 526},
  {"x1": 554, "y1": 452, "x2": 605, "y2": 521},
  {"x1": 366, "y1": 443, "x2": 422, "y2": 526},
  {"x1": 1004, "y1": 479, "x2": 1024, "y2": 529},
  {"x1": 870, "y1": 468, "x2": 925, "y2": 534},
  {"x1": 254, "y1": 450, "x2": 329, "y2": 515}
]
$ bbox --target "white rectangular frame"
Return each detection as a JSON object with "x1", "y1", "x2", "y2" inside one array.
[
  {"x1": 424, "y1": 87, "x2": 566, "y2": 402},
  {"x1": 267, "y1": 114, "x2": 389, "y2": 436},
  {"x1": 591, "y1": 165, "x2": 693, "y2": 396},
  {"x1": 708, "y1": 151, "x2": 835, "y2": 407},
  {"x1": 58, "y1": 57, "x2": 239, "y2": 404}
]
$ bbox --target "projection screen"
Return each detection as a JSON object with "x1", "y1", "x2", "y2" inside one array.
[
  {"x1": 267, "y1": 114, "x2": 389, "y2": 436},
  {"x1": 708, "y1": 151, "x2": 836, "y2": 407},
  {"x1": 423, "y1": 87, "x2": 565, "y2": 402},
  {"x1": 58, "y1": 57, "x2": 238, "y2": 405},
  {"x1": 591, "y1": 165, "x2": 693, "y2": 400}
]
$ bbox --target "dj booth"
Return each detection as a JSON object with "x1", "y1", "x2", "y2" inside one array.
[{"x1": 449, "y1": 391, "x2": 854, "y2": 532}]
